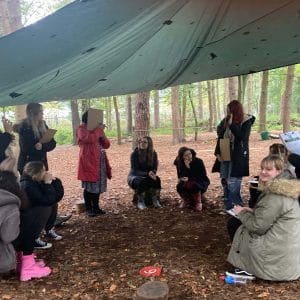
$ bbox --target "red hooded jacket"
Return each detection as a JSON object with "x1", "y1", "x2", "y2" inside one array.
[{"x1": 76, "y1": 124, "x2": 111, "y2": 182}]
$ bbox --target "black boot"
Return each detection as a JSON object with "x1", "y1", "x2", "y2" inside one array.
[
  {"x1": 137, "y1": 192, "x2": 146, "y2": 210},
  {"x1": 91, "y1": 193, "x2": 106, "y2": 215},
  {"x1": 151, "y1": 189, "x2": 162, "y2": 208},
  {"x1": 84, "y1": 190, "x2": 96, "y2": 217}
]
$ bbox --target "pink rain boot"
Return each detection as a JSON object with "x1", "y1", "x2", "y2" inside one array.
[
  {"x1": 16, "y1": 252, "x2": 45, "y2": 273},
  {"x1": 20, "y1": 254, "x2": 51, "y2": 281}
]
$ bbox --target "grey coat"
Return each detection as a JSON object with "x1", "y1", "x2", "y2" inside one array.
[
  {"x1": 0, "y1": 189, "x2": 20, "y2": 273},
  {"x1": 227, "y1": 175, "x2": 300, "y2": 281}
]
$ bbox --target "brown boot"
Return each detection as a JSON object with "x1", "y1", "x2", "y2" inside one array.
[{"x1": 193, "y1": 192, "x2": 202, "y2": 212}]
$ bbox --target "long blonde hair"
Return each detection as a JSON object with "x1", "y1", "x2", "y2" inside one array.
[{"x1": 25, "y1": 103, "x2": 47, "y2": 139}]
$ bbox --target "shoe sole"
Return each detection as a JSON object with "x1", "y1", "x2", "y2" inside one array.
[{"x1": 226, "y1": 271, "x2": 255, "y2": 280}]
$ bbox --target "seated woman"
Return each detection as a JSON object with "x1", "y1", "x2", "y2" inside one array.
[
  {"x1": 174, "y1": 147, "x2": 210, "y2": 212},
  {"x1": 227, "y1": 155, "x2": 300, "y2": 281},
  {"x1": 128, "y1": 136, "x2": 161, "y2": 210},
  {"x1": 0, "y1": 171, "x2": 21, "y2": 275},
  {"x1": 20, "y1": 161, "x2": 64, "y2": 249}
]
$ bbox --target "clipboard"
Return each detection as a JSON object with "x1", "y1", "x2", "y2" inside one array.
[
  {"x1": 39, "y1": 129, "x2": 57, "y2": 144},
  {"x1": 87, "y1": 108, "x2": 103, "y2": 131},
  {"x1": 220, "y1": 138, "x2": 231, "y2": 161}
]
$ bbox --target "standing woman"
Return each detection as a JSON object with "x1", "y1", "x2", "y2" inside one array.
[
  {"x1": 174, "y1": 147, "x2": 210, "y2": 212},
  {"x1": 13, "y1": 103, "x2": 56, "y2": 175},
  {"x1": 128, "y1": 136, "x2": 161, "y2": 210},
  {"x1": 77, "y1": 111, "x2": 112, "y2": 217},
  {"x1": 215, "y1": 100, "x2": 255, "y2": 212}
]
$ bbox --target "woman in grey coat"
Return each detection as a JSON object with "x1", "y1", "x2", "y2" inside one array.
[
  {"x1": 227, "y1": 155, "x2": 300, "y2": 281},
  {"x1": 0, "y1": 171, "x2": 21, "y2": 273}
]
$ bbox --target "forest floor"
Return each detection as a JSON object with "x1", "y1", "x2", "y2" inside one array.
[{"x1": 1, "y1": 132, "x2": 300, "y2": 299}]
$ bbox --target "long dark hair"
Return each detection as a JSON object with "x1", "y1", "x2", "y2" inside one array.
[
  {"x1": 175, "y1": 147, "x2": 195, "y2": 172},
  {"x1": 138, "y1": 136, "x2": 155, "y2": 165},
  {"x1": 227, "y1": 100, "x2": 244, "y2": 124}
]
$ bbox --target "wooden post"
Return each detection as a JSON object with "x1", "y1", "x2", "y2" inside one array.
[{"x1": 134, "y1": 281, "x2": 169, "y2": 300}]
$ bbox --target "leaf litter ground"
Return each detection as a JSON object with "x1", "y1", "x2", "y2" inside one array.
[{"x1": 1, "y1": 133, "x2": 299, "y2": 299}]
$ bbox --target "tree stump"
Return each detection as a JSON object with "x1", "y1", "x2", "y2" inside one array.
[
  {"x1": 134, "y1": 281, "x2": 169, "y2": 300},
  {"x1": 75, "y1": 200, "x2": 86, "y2": 214}
]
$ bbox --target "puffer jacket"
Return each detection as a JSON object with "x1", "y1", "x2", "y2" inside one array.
[
  {"x1": 227, "y1": 172, "x2": 300, "y2": 281},
  {"x1": 0, "y1": 189, "x2": 20, "y2": 273}
]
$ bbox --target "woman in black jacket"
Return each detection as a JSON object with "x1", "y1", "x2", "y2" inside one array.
[
  {"x1": 20, "y1": 161, "x2": 64, "y2": 248},
  {"x1": 13, "y1": 103, "x2": 56, "y2": 175},
  {"x1": 214, "y1": 100, "x2": 255, "y2": 212},
  {"x1": 174, "y1": 147, "x2": 210, "y2": 212},
  {"x1": 128, "y1": 136, "x2": 161, "y2": 210}
]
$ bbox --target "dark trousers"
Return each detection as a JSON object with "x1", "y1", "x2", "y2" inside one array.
[
  {"x1": 13, "y1": 206, "x2": 51, "y2": 255},
  {"x1": 132, "y1": 176, "x2": 161, "y2": 194},
  {"x1": 227, "y1": 217, "x2": 242, "y2": 241}
]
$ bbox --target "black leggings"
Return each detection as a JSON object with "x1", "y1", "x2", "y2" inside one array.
[
  {"x1": 13, "y1": 206, "x2": 51, "y2": 255},
  {"x1": 227, "y1": 217, "x2": 242, "y2": 241},
  {"x1": 131, "y1": 176, "x2": 161, "y2": 194}
]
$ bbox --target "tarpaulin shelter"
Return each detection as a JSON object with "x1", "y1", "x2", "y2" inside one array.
[{"x1": 0, "y1": 0, "x2": 300, "y2": 106}]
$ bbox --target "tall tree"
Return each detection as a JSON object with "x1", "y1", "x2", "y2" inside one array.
[
  {"x1": 153, "y1": 90, "x2": 160, "y2": 129},
  {"x1": 228, "y1": 77, "x2": 237, "y2": 101},
  {"x1": 238, "y1": 75, "x2": 248, "y2": 103},
  {"x1": 135, "y1": 92, "x2": 150, "y2": 144},
  {"x1": 197, "y1": 82, "x2": 203, "y2": 120},
  {"x1": 70, "y1": 100, "x2": 80, "y2": 145},
  {"x1": 281, "y1": 65, "x2": 295, "y2": 132},
  {"x1": 181, "y1": 87, "x2": 186, "y2": 141},
  {"x1": 258, "y1": 71, "x2": 269, "y2": 132},
  {"x1": 215, "y1": 79, "x2": 221, "y2": 121},
  {"x1": 188, "y1": 86, "x2": 199, "y2": 141},
  {"x1": 0, "y1": 0, "x2": 26, "y2": 121},
  {"x1": 126, "y1": 95, "x2": 133, "y2": 135},
  {"x1": 113, "y1": 96, "x2": 122, "y2": 145},
  {"x1": 171, "y1": 86, "x2": 183, "y2": 144},
  {"x1": 246, "y1": 74, "x2": 254, "y2": 114},
  {"x1": 211, "y1": 80, "x2": 217, "y2": 127},
  {"x1": 106, "y1": 97, "x2": 112, "y2": 129},
  {"x1": 206, "y1": 81, "x2": 214, "y2": 132}
]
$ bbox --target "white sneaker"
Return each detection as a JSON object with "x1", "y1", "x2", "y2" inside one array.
[
  {"x1": 226, "y1": 271, "x2": 255, "y2": 281},
  {"x1": 34, "y1": 238, "x2": 52, "y2": 249},
  {"x1": 46, "y1": 229, "x2": 62, "y2": 241}
]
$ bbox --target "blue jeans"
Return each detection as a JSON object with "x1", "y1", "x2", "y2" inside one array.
[{"x1": 226, "y1": 177, "x2": 243, "y2": 209}]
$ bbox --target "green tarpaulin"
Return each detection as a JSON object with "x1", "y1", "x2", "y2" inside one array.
[{"x1": 0, "y1": 0, "x2": 300, "y2": 106}]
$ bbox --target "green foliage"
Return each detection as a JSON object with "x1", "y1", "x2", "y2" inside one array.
[{"x1": 55, "y1": 126, "x2": 73, "y2": 145}]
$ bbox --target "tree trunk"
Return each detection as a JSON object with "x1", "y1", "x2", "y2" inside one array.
[
  {"x1": 134, "y1": 92, "x2": 150, "y2": 146},
  {"x1": 238, "y1": 75, "x2": 248, "y2": 103},
  {"x1": 282, "y1": 65, "x2": 295, "y2": 132},
  {"x1": 153, "y1": 90, "x2": 160, "y2": 129},
  {"x1": 188, "y1": 87, "x2": 199, "y2": 141},
  {"x1": 70, "y1": 100, "x2": 80, "y2": 145},
  {"x1": 126, "y1": 95, "x2": 133, "y2": 135},
  {"x1": 246, "y1": 74, "x2": 254, "y2": 114},
  {"x1": 81, "y1": 99, "x2": 90, "y2": 114},
  {"x1": 197, "y1": 82, "x2": 203, "y2": 120},
  {"x1": 258, "y1": 71, "x2": 269, "y2": 132},
  {"x1": 171, "y1": 86, "x2": 182, "y2": 144},
  {"x1": 106, "y1": 97, "x2": 112, "y2": 129},
  {"x1": 207, "y1": 81, "x2": 213, "y2": 132},
  {"x1": 215, "y1": 80, "x2": 221, "y2": 122},
  {"x1": 113, "y1": 96, "x2": 122, "y2": 145},
  {"x1": 297, "y1": 77, "x2": 300, "y2": 114},
  {"x1": 211, "y1": 80, "x2": 217, "y2": 127},
  {"x1": 228, "y1": 77, "x2": 237, "y2": 101},
  {"x1": 0, "y1": 0, "x2": 26, "y2": 121},
  {"x1": 181, "y1": 88, "x2": 186, "y2": 141},
  {"x1": 223, "y1": 78, "x2": 228, "y2": 116}
]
